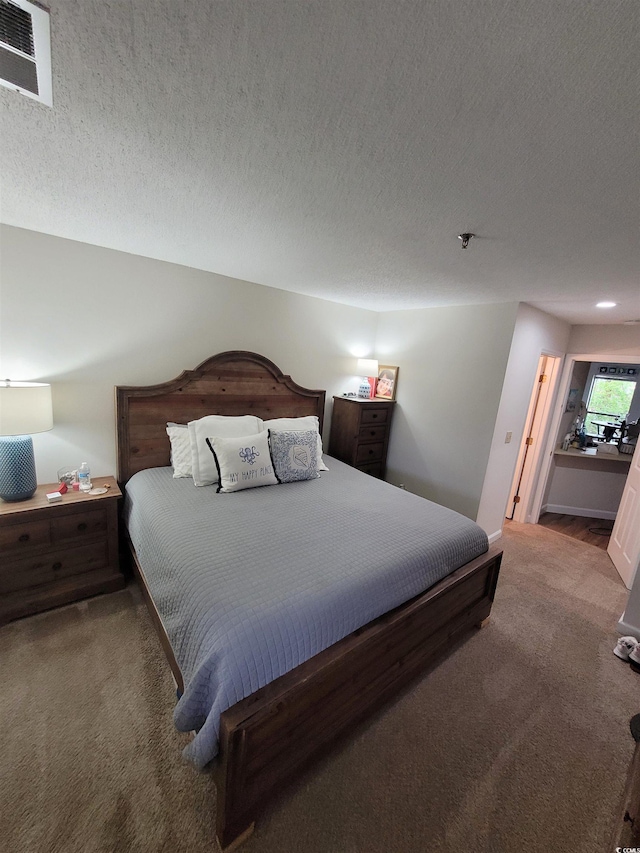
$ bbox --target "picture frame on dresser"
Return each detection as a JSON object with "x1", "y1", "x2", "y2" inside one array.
[{"x1": 375, "y1": 365, "x2": 398, "y2": 400}]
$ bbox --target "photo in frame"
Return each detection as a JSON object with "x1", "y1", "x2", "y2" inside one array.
[{"x1": 375, "y1": 365, "x2": 399, "y2": 400}]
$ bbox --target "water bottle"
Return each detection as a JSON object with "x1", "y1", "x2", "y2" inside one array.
[{"x1": 78, "y1": 462, "x2": 91, "y2": 492}]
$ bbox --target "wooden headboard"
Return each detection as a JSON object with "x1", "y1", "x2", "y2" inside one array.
[{"x1": 115, "y1": 351, "x2": 326, "y2": 486}]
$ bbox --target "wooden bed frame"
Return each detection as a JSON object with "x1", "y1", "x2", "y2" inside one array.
[{"x1": 116, "y1": 350, "x2": 503, "y2": 850}]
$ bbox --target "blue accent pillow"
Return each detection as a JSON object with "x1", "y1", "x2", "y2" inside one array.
[{"x1": 268, "y1": 429, "x2": 320, "y2": 483}]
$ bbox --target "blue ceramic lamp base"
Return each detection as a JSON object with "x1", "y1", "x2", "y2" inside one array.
[{"x1": 0, "y1": 435, "x2": 38, "y2": 502}]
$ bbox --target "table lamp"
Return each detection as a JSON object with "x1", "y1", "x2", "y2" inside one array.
[
  {"x1": 0, "y1": 381, "x2": 53, "y2": 501},
  {"x1": 356, "y1": 359, "x2": 379, "y2": 399}
]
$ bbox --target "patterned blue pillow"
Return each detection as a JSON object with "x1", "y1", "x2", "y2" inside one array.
[{"x1": 268, "y1": 429, "x2": 320, "y2": 483}]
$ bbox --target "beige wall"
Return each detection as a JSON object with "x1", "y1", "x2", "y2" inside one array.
[
  {"x1": 476, "y1": 304, "x2": 571, "y2": 537},
  {"x1": 544, "y1": 459, "x2": 628, "y2": 519},
  {"x1": 0, "y1": 225, "x2": 378, "y2": 482},
  {"x1": 375, "y1": 302, "x2": 520, "y2": 520},
  {"x1": 568, "y1": 324, "x2": 640, "y2": 356},
  {"x1": 4, "y1": 223, "x2": 638, "y2": 538}
]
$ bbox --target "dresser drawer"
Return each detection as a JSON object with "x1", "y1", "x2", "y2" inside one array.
[
  {"x1": 358, "y1": 424, "x2": 387, "y2": 443},
  {"x1": 360, "y1": 408, "x2": 389, "y2": 426},
  {"x1": 0, "y1": 519, "x2": 51, "y2": 552},
  {"x1": 0, "y1": 542, "x2": 110, "y2": 593},
  {"x1": 51, "y1": 508, "x2": 107, "y2": 543},
  {"x1": 355, "y1": 442, "x2": 384, "y2": 464}
]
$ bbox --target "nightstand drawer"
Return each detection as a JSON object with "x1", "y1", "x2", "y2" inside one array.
[
  {"x1": 0, "y1": 519, "x2": 50, "y2": 552},
  {"x1": 358, "y1": 424, "x2": 387, "y2": 442},
  {"x1": 52, "y1": 508, "x2": 107, "y2": 543},
  {"x1": 355, "y1": 442, "x2": 384, "y2": 464},
  {"x1": 0, "y1": 542, "x2": 109, "y2": 593},
  {"x1": 360, "y1": 408, "x2": 389, "y2": 425},
  {"x1": 356, "y1": 462, "x2": 384, "y2": 478}
]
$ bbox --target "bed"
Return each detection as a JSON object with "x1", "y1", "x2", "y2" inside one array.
[{"x1": 116, "y1": 350, "x2": 502, "y2": 850}]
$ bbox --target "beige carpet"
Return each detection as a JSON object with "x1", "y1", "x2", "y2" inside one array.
[{"x1": 1, "y1": 523, "x2": 637, "y2": 853}]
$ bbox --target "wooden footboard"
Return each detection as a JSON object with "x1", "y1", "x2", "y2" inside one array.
[{"x1": 215, "y1": 544, "x2": 502, "y2": 849}]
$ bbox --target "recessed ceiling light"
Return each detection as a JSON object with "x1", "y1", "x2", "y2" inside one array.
[{"x1": 596, "y1": 301, "x2": 617, "y2": 308}]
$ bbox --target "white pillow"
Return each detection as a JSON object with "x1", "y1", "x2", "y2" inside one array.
[
  {"x1": 206, "y1": 431, "x2": 278, "y2": 493},
  {"x1": 166, "y1": 423, "x2": 192, "y2": 478},
  {"x1": 269, "y1": 429, "x2": 320, "y2": 483},
  {"x1": 188, "y1": 415, "x2": 264, "y2": 486},
  {"x1": 262, "y1": 416, "x2": 328, "y2": 471}
]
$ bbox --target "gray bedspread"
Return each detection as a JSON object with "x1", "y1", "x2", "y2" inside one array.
[{"x1": 123, "y1": 460, "x2": 488, "y2": 768}]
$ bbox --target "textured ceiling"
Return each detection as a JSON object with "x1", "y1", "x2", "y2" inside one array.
[{"x1": 1, "y1": 0, "x2": 639, "y2": 324}]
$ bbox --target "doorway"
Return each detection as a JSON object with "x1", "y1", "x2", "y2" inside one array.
[
  {"x1": 507, "y1": 354, "x2": 562, "y2": 524},
  {"x1": 527, "y1": 351, "x2": 640, "y2": 589}
]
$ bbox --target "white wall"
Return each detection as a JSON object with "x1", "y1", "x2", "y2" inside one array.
[
  {"x1": 556, "y1": 360, "x2": 591, "y2": 442},
  {"x1": 475, "y1": 304, "x2": 571, "y2": 539},
  {"x1": 375, "y1": 302, "x2": 520, "y2": 520},
  {"x1": 0, "y1": 225, "x2": 378, "y2": 483},
  {"x1": 620, "y1": 559, "x2": 640, "y2": 638}
]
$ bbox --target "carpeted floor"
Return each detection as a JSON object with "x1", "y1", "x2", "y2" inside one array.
[{"x1": 1, "y1": 522, "x2": 637, "y2": 853}]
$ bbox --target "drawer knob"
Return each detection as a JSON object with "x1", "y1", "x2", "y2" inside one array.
[
  {"x1": 18, "y1": 533, "x2": 30, "y2": 543},
  {"x1": 77, "y1": 522, "x2": 88, "y2": 532},
  {"x1": 52, "y1": 561, "x2": 62, "y2": 571},
  {"x1": 372, "y1": 414, "x2": 378, "y2": 419},
  {"x1": 370, "y1": 430, "x2": 376, "y2": 436},
  {"x1": 369, "y1": 449, "x2": 374, "y2": 455}
]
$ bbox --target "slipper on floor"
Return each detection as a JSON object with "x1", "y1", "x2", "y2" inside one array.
[
  {"x1": 614, "y1": 636, "x2": 639, "y2": 661},
  {"x1": 629, "y1": 643, "x2": 640, "y2": 673}
]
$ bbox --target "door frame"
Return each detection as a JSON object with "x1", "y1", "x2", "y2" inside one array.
[
  {"x1": 508, "y1": 353, "x2": 563, "y2": 523},
  {"x1": 528, "y1": 351, "x2": 640, "y2": 524}
]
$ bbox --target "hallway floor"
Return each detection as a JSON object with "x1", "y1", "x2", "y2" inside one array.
[{"x1": 536, "y1": 512, "x2": 613, "y2": 552}]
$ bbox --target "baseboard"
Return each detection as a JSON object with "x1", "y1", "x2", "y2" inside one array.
[
  {"x1": 544, "y1": 504, "x2": 617, "y2": 521},
  {"x1": 618, "y1": 612, "x2": 640, "y2": 638},
  {"x1": 487, "y1": 530, "x2": 503, "y2": 545}
]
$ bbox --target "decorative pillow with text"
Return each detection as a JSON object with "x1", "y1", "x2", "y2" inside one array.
[{"x1": 206, "y1": 430, "x2": 278, "y2": 493}]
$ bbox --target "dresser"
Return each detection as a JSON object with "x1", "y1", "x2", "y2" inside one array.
[
  {"x1": 328, "y1": 396, "x2": 395, "y2": 478},
  {"x1": 0, "y1": 476, "x2": 124, "y2": 625}
]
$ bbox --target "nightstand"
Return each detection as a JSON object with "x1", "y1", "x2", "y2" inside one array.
[
  {"x1": 328, "y1": 396, "x2": 395, "y2": 478},
  {"x1": 0, "y1": 476, "x2": 125, "y2": 625}
]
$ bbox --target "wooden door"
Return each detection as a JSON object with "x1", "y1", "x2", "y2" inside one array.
[{"x1": 608, "y1": 439, "x2": 640, "y2": 589}]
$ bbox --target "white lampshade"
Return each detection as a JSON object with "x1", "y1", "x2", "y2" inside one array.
[
  {"x1": 356, "y1": 358, "x2": 379, "y2": 377},
  {"x1": 0, "y1": 382, "x2": 53, "y2": 436}
]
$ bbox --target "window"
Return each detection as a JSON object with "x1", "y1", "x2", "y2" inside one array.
[{"x1": 585, "y1": 376, "x2": 636, "y2": 436}]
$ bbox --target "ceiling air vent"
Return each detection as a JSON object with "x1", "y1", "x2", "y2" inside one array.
[{"x1": 0, "y1": 0, "x2": 51, "y2": 106}]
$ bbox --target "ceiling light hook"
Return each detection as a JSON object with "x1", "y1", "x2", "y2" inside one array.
[{"x1": 458, "y1": 233, "x2": 475, "y2": 249}]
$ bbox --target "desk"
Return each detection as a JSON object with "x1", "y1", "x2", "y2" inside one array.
[{"x1": 554, "y1": 447, "x2": 631, "y2": 465}]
